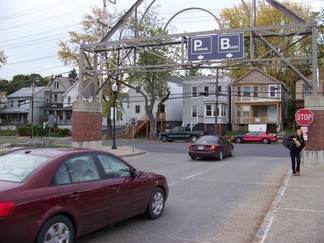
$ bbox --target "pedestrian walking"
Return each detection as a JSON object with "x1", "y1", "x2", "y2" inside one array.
[{"x1": 290, "y1": 127, "x2": 305, "y2": 176}]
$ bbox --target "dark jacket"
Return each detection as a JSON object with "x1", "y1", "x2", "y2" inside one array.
[{"x1": 291, "y1": 135, "x2": 305, "y2": 153}]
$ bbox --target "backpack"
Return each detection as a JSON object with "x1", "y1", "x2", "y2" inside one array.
[{"x1": 282, "y1": 137, "x2": 296, "y2": 151}]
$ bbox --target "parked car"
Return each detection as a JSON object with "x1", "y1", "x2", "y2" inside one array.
[
  {"x1": 230, "y1": 131, "x2": 277, "y2": 144},
  {"x1": 0, "y1": 148, "x2": 168, "y2": 243},
  {"x1": 188, "y1": 135, "x2": 234, "y2": 160},
  {"x1": 159, "y1": 126, "x2": 205, "y2": 142}
]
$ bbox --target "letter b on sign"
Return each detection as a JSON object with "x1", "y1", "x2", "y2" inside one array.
[{"x1": 220, "y1": 38, "x2": 230, "y2": 50}]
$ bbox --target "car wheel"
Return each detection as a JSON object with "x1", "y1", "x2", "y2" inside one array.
[
  {"x1": 36, "y1": 215, "x2": 74, "y2": 243},
  {"x1": 161, "y1": 136, "x2": 168, "y2": 142},
  {"x1": 235, "y1": 138, "x2": 242, "y2": 143},
  {"x1": 191, "y1": 156, "x2": 196, "y2": 160},
  {"x1": 218, "y1": 150, "x2": 223, "y2": 160},
  {"x1": 145, "y1": 187, "x2": 165, "y2": 219},
  {"x1": 229, "y1": 147, "x2": 234, "y2": 157},
  {"x1": 262, "y1": 138, "x2": 270, "y2": 144},
  {"x1": 191, "y1": 135, "x2": 198, "y2": 142}
]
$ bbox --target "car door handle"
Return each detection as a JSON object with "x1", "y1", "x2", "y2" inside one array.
[
  {"x1": 69, "y1": 192, "x2": 81, "y2": 199},
  {"x1": 112, "y1": 186, "x2": 121, "y2": 192}
]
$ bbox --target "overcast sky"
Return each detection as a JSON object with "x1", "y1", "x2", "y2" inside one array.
[{"x1": 0, "y1": 0, "x2": 322, "y2": 81}]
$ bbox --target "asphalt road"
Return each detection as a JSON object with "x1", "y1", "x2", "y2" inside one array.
[
  {"x1": 0, "y1": 136, "x2": 290, "y2": 242},
  {"x1": 75, "y1": 142, "x2": 290, "y2": 243}
]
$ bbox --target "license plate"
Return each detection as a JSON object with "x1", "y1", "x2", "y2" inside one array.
[{"x1": 198, "y1": 146, "x2": 204, "y2": 150}]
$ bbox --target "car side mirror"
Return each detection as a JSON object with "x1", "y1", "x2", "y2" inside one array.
[{"x1": 134, "y1": 169, "x2": 141, "y2": 177}]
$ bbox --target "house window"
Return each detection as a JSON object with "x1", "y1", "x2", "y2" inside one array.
[
  {"x1": 303, "y1": 84, "x2": 311, "y2": 97},
  {"x1": 135, "y1": 105, "x2": 140, "y2": 113},
  {"x1": 269, "y1": 85, "x2": 277, "y2": 98},
  {"x1": 243, "y1": 86, "x2": 250, "y2": 97},
  {"x1": 203, "y1": 86, "x2": 209, "y2": 97},
  {"x1": 135, "y1": 86, "x2": 141, "y2": 93},
  {"x1": 243, "y1": 105, "x2": 250, "y2": 117},
  {"x1": 237, "y1": 105, "x2": 241, "y2": 117},
  {"x1": 220, "y1": 104, "x2": 227, "y2": 117},
  {"x1": 192, "y1": 106, "x2": 197, "y2": 117},
  {"x1": 66, "y1": 111, "x2": 71, "y2": 120},
  {"x1": 253, "y1": 87, "x2": 258, "y2": 97},
  {"x1": 159, "y1": 104, "x2": 165, "y2": 113},
  {"x1": 237, "y1": 87, "x2": 241, "y2": 97},
  {"x1": 11, "y1": 100, "x2": 13, "y2": 107},
  {"x1": 216, "y1": 85, "x2": 222, "y2": 95},
  {"x1": 68, "y1": 96, "x2": 71, "y2": 104},
  {"x1": 205, "y1": 105, "x2": 213, "y2": 117},
  {"x1": 192, "y1": 86, "x2": 198, "y2": 97},
  {"x1": 54, "y1": 82, "x2": 59, "y2": 89},
  {"x1": 54, "y1": 94, "x2": 58, "y2": 102}
]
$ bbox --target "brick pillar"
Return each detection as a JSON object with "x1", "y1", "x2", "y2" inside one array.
[
  {"x1": 304, "y1": 97, "x2": 324, "y2": 165},
  {"x1": 71, "y1": 100, "x2": 103, "y2": 149}
]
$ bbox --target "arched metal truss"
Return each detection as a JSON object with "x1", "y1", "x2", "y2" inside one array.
[
  {"x1": 78, "y1": 0, "x2": 319, "y2": 101},
  {"x1": 163, "y1": 7, "x2": 222, "y2": 32}
]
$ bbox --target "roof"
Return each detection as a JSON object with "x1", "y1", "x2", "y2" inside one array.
[
  {"x1": 232, "y1": 69, "x2": 288, "y2": 90},
  {"x1": 0, "y1": 106, "x2": 29, "y2": 114},
  {"x1": 7, "y1": 86, "x2": 45, "y2": 98}
]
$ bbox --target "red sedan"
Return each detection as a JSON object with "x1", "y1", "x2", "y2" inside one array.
[
  {"x1": 230, "y1": 131, "x2": 277, "y2": 144},
  {"x1": 188, "y1": 135, "x2": 234, "y2": 160},
  {"x1": 0, "y1": 148, "x2": 168, "y2": 243}
]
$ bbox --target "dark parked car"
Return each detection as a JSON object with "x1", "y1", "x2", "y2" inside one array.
[
  {"x1": 230, "y1": 131, "x2": 277, "y2": 144},
  {"x1": 188, "y1": 135, "x2": 234, "y2": 160},
  {"x1": 0, "y1": 148, "x2": 168, "y2": 243}
]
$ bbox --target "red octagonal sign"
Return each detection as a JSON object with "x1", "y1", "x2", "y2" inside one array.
[{"x1": 295, "y1": 108, "x2": 314, "y2": 126}]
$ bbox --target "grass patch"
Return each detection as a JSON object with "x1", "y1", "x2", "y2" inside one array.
[{"x1": 0, "y1": 130, "x2": 17, "y2": 136}]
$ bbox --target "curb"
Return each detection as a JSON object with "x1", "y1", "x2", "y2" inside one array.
[{"x1": 253, "y1": 168, "x2": 291, "y2": 243}]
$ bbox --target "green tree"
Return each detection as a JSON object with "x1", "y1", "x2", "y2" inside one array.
[
  {"x1": 314, "y1": 7, "x2": 324, "y2": 68},
  {"x1": 58, "y1": 4, "x2": 124, "y2": 138},
  {"x1": 117, "y1": 6, "x2": 179, "y2": 139},
  {"x1": 68, "y1": 68, "x2": 78, "y2": 79},
  {"x1": 0, "y1": 50, "x2": 7, "y2": 69},
  {"x1": 6, "y1": 74, "x2": 47, "y2": 95},
  {"x1": 58, "y1": 3, "x2": 178, "y2": 139},
  {"x1": 219, "y1": 0, "x2": 314, "y2": 85}
]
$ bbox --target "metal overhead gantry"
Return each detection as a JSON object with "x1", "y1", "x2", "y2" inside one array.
[{"x1": 77, "y1": 0, "x2": 319, "y2": 101}]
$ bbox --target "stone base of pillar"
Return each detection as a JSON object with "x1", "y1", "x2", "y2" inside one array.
[
  {"x1": 71, "y1": 140, "x2": 102, "y2": 150},
  {"x1": 305, "y1": 150, "x2": 324, "y2": 165},
  {"x1": 304, "y1": 96, "x2": 324, "y2": 165},
  {"x1": 72, "y1": 100, "x2": 103, "y2": 149}
]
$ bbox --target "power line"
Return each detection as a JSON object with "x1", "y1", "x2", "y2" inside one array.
[{"x1": 0, "y1": 0, "x2": 78, "y2": 21}]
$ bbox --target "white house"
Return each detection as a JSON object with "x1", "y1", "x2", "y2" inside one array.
[
  {"x1": 182, "y1": 75, "x2": 232, "y2": 135},
  {"x1": 125, "y1": 77, "x2": 183, "y2": 137},
  {"x1": 0, "y1": 86, "x2": 45, "y2": 128}
]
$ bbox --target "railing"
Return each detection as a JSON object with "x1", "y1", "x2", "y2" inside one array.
[{"x1": 235, "y1": 116, "x2": 268, "y2": 124}]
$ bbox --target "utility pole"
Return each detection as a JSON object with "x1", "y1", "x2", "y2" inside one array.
[
  {"x1": 30, "y1": 82, "x2": 35, "y2": 138},
  {"x1": 215, "y1": 68, "x2": 219, "y2": 136}
]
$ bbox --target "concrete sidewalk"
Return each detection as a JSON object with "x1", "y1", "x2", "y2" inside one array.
[
  {"x1": 254, "y1": 165, "x2": 324, "y2": 243},
  {"x1": 101, "y1": 145, "x2": 146, "y2": 158}
]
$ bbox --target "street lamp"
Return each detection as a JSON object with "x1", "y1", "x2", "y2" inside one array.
[{"x1": 112, "y1": 82, "x2": 118, "y2": 149}]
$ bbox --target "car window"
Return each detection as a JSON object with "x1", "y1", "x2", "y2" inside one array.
[
  {"x1": 64, "y1": 155, "x2": 100, "y2": 183},
  {"x1": 97, "y1": 154, "x2": 131, "y2": 178},
  {"x1": 196, "y1": 136, "x2": 218, "y2": 144},
  {"x1": 54, "y1": 163, "x2": 71, "y2": 185},
  {"x1": 0, "y1": 154, "x2": 49, "y2": 182}
]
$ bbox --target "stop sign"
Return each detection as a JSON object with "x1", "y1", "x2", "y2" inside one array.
[{"x1": 295, "y1": 108, "x2": 314, "y2": 126}]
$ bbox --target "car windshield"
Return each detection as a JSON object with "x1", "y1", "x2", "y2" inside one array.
[
  {"x1": 195, "y1": 136, "x2": 218, "y2": 144},
  {"x1": 0, "y1": 154, "x2": 49, "y2": 182}
]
